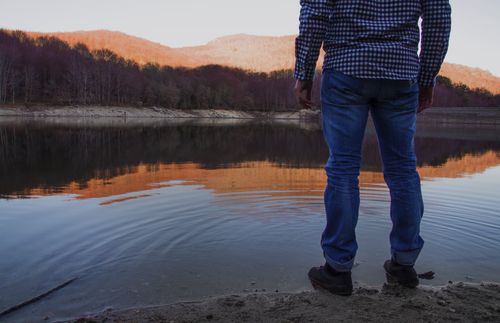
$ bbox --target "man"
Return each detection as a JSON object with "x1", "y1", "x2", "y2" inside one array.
[{"x1": 294, "y1": 0, "x2": 451, "y2": 296}]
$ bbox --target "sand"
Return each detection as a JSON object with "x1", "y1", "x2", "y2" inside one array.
[{"x1": 71, "y1": 282, "x2": 500, "y2": 322}]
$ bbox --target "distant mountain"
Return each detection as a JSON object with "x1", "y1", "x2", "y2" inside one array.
[
  {"x1": 24, "y1": 30, "x2": 500, "y2": 94},
  {"x1": 439, "y1": 64, "x2": 500, "y2": 95}
]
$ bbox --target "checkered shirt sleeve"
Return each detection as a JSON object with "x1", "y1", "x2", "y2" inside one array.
[
  {"x1": 294, "y1": 0, "x2": 333, "y2": 80},
  {"x1": 419, "y1": 0, "x2": 452, "y2": 87}
]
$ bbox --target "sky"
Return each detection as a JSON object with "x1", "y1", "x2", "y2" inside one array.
[{"x1": 0, "y1": 0, "x2": 499, "y2": 75}]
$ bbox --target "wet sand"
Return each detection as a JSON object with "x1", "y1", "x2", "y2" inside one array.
[{"x1": 72, "y1": 283, "x2": 500, "y2": 323}]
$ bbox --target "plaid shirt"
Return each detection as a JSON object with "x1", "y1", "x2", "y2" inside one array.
[{"x1": 294, "y1": 0, "x2": 452, "y2": 87}]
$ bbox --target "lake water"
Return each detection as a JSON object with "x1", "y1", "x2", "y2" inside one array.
[{"x1": 0, "y1": 117, "x2": 499, "y2": 322}]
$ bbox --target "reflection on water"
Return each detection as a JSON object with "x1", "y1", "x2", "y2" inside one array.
[{"x1": 0, "y1": 118, "x2": 500, "y2": 321}]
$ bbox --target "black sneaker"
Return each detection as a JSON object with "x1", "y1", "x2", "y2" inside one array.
[
  {"x1": 384, "y1": 259, "x2": 419, "y2": 288},
  {"x1": 308, "y1": 263, "x2": 353, "y2": 296}
]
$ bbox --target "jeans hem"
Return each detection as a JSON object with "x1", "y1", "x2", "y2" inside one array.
[
  {"x1": 324, "y1": 252, "x2": 354, "y2": 272},
  {"x1": 391, "y1": 248, "x2": 422, "y2": 267}
]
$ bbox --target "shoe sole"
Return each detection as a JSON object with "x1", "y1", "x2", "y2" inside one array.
[
  {"x1": 309, "y1": 277, "x2": 353, "y2": 296},
  {"x1": 385, "y1": 272, "x2": 419, "y2": 288}
]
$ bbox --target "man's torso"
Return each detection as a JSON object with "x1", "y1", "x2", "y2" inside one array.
[{"x1": 323, "y1": 0, "x2": 422, "y2": 80}]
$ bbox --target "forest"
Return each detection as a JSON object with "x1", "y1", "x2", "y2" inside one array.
[{"x1": 1, "y1": 29, "x2": 499, "y2": 110}]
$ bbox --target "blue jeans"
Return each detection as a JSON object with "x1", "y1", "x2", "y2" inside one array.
[{"x1": 320, "y1": 69, "x2": 424, "y2": 272}]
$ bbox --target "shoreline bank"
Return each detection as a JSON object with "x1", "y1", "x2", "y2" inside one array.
[
  {"x1": 0, "y1": 105, "x2": 321, "y2": 121},
  {"x1": 1, "y1": 105, "x2": 500, "y2": 126},
  {"x1": 71, "y1": 282, "x2": 500, "y2": 322}
]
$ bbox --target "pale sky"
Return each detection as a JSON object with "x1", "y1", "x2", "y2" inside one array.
[{"x1": 0, "y1": 0, "x2": 499, "y2": 75}]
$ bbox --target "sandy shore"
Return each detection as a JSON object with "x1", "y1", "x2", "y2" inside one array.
[
  {"x1": 0, "y1": 105, "x2": 320, "y2": 121},
  {"x1": 71, "y1": 283, "x2": 500, "y2": 322},
  {"x1": 2, "y1": 105, "x2": 500, "y2": 126}
]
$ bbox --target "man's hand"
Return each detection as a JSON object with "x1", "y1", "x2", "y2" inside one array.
[
  {"x1": 418, "y1": 86, "x2": 434, "y2": 113},
  {"x1": 294, "y1": 80, "x2": 313, "y2": 109}
]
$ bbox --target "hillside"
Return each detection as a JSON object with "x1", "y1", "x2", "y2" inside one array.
[
  {"x1": 439, "y1": 63, "x2": 500, "y2": 94},
  {"x1": 1, "y1": 29, "x2": 498, "y2": 109},
  {"x1": 22, "y1": 30, "x2": 500, "y2": 94},
  {"x1": 25, "y1": 30, "x2": 194, "y2": 67}
]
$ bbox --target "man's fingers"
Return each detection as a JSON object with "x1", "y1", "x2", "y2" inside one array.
[
  {"x1": 417, "y1": 86, "x2": 434, "y2": 114},
  {"x1": 304, "y1": 88, "x2": 312, "y2": 101},
  {"x1": 418, "y1": 102, "x2": 428, "y2": 114},
  {"x1": 299, "y1": 89, "x2": 313, "y2": 108},
  {"x1": 298, "y1": 91, "x2": 313, "y2": 107},
  {"x1": 294, "y1": 80, "x2": 314, "y2": 109},
  {"x1": 417, "y1": 99, "x2": 432, "y2": 114},
  {"x1": 299, "y1": 97, "x2": 313, "y2": 109},
  {"x1": 295, "y1": 91, "x2": 311, "y2": 109}
]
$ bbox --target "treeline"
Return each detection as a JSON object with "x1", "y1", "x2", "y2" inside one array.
[
  {"x1": 0, "y1": 29, "x2": 499, "y2": 110},
  {"x1": 0, "y1": 30, "x2": 296, "y2": 111}
]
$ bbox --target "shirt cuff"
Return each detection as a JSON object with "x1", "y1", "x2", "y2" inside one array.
[
  {"x1": 294, "y1": 66, "x2": 316, "y2": 81},
  {"x1": 418, "y1": 72, "x2": 437, "y2": 88}
]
